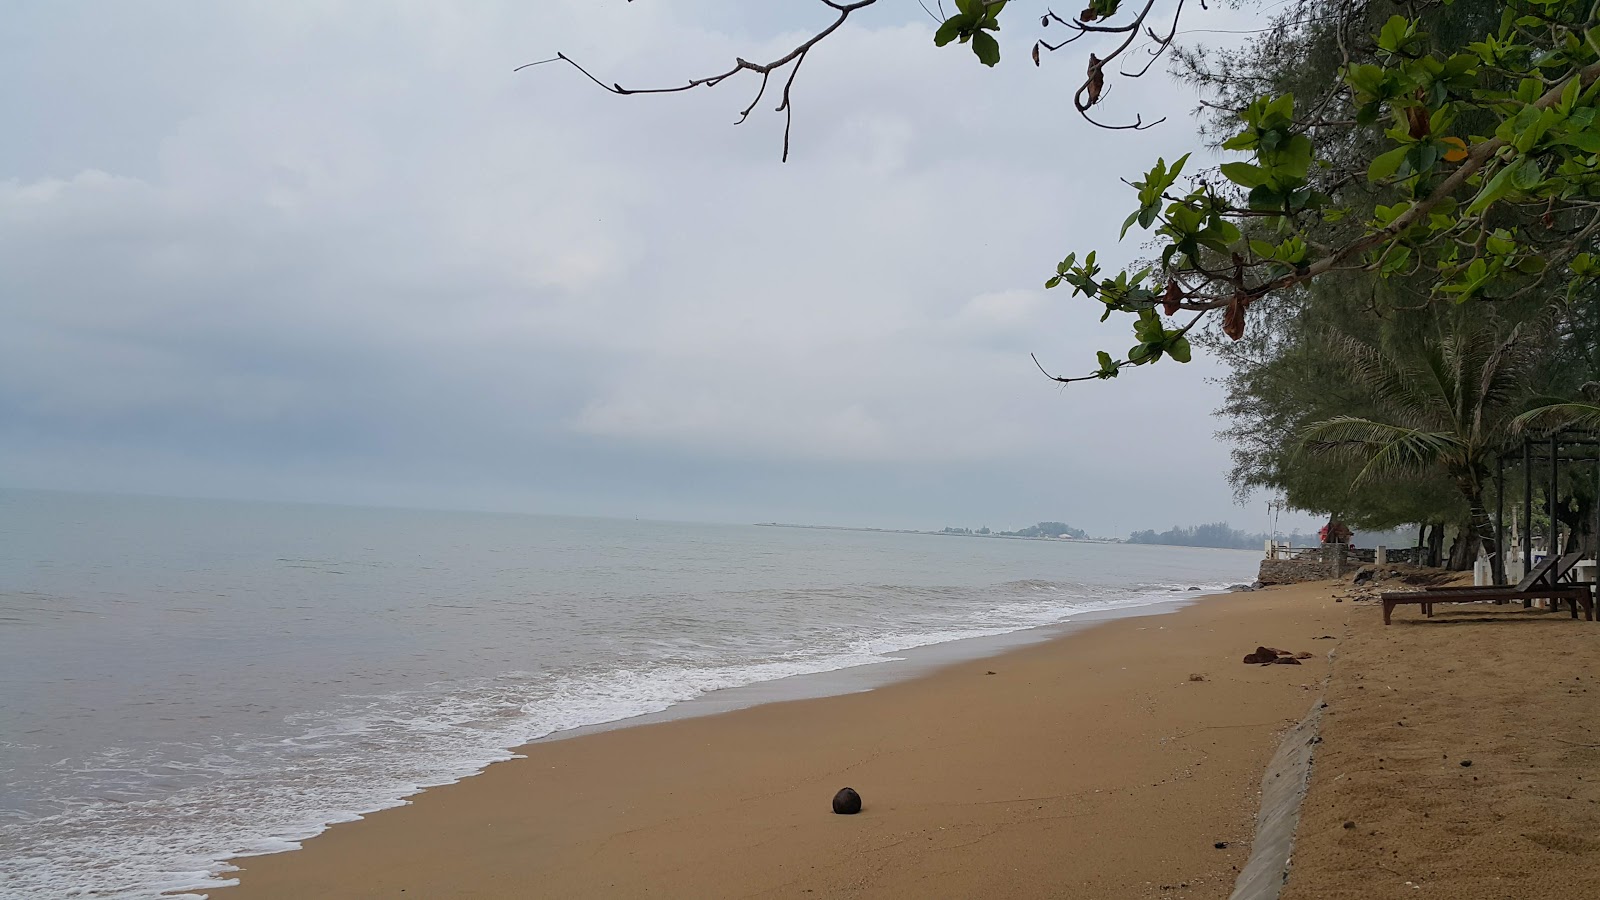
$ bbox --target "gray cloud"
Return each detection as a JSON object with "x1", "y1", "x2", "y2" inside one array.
[{"x1": 0, "y1": 1, "x2": 1321, "y2": 535}]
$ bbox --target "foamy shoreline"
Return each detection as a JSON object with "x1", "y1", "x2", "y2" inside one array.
[
  {"x1": 177, "y1": 585, "x2": 1224, "y2": 899},
  {"x1": 213, "y1": 583, "x2": 1345, "y2": 899}
]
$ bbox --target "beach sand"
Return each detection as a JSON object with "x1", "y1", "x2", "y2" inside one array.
[
  {"x1": 1282, "y1": 595, "x2": 1600, "y2": 899},
  {"x1": 215, "y1": 584, "x2": 1344, "y2": 899}
]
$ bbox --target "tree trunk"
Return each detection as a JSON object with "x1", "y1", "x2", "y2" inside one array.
[
  {"x1": 1464, "y1": 489, "x2": 1498, "y2": 580},
  {"x1": 1448, "y1": 520, "x2": 1477, "y2": 571},
  {"x1": 1426, "y1": 523, "x2": 1446, "y2": 568}
]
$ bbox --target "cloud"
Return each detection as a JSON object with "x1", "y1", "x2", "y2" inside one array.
[{"x1": 0, "y1": 1, "x2": 1314, "y2": 533}]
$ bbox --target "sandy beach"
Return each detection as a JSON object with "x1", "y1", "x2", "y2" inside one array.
[
  {"x1": 216, "y1": 584, "x2": 1344, "y2": 899},
  {"x1": 1283, "y1": 593, "x2": 1600, "y2": 899}
]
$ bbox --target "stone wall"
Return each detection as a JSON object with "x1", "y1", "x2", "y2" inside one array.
[
  {"x1": 1257, "y1": 558, "x2": 1338, "y2": 585},
  {"x1": 1257, "y1": 543, "x2": 1354, "y2": 585}
]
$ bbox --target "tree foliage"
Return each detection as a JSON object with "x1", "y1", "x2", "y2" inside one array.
[
  {"x1": 1126, "y1": 521, "x2": 1267, "y2": 549},
  {"x1": 1043, "y1": 0, "x2": 1600, "y2": 384}
]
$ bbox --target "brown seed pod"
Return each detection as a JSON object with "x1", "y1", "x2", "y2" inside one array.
[
  {"x1": 1223, "y1": 296, "x2": 1247, "y2": 341},
  {"x1": 1162, "y1": 281, "x2": 1182, "y2": 317}
]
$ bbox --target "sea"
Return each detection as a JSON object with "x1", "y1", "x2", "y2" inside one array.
[{"x1": 0, "y1": 489, "x2": 1259, "y2": 899}]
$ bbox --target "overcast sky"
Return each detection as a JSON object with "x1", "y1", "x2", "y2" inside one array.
[{"x1": 0, "y1": 0, "x2": 1323, "y2": 536}]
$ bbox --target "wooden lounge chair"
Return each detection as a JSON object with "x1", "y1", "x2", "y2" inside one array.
[
  {"x1": 1408, "y1": 551, "x2": 1574, "y2": 595},
  {"x1": 1380, "y1": 552, "x2": 1593, "y2": 625}
]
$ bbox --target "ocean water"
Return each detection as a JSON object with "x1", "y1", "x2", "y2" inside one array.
[{"x1": 0, "y1": 490, "x2": 1258, "y2": 899}]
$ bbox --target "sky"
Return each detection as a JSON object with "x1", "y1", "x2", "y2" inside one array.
[{"x1": 0, "y1": 0, "x2": 1325, "y2": 536}]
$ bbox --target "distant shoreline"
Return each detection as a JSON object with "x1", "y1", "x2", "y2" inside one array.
[{"x1": 751, "y1": 522, "x2": 1123, "y2": 544}]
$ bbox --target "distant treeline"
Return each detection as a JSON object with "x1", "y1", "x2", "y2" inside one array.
[
  {"x1": 940, "y1": 518, "x2": 1410, "y2": 550},
  {"x1": 1126, "y1": 522, "x2": 1271, "y2": 550},
  {"x1": 940, "y1": 522, "x2": 1090, "y2": 539},
  {"x1": 1003, "y1": 522, "x2": 1089, "y2": 539}
]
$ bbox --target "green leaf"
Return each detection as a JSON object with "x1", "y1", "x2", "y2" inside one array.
[
  {"x1": 971, "y1": 30, "x2": 1000, "y2": 66},
  {"x1": 1221, "y1": 131, "x2": 1256, "y2": 152},
  {"x1": 1220, "y1": 162, "x2": 1268, "y2": 188},
  {"x1": 1368, "y1": 145, "x2": 1410, "y2": 182},
  {"x1": 1120, "y1": 210, "x2": 1141, "y2": 239},
  {"x1": 1247, "y1": 184, "x2": 1284, "y2": 211},
  {"x1": 1467, "y1": 159, "x2": 1523, "y2": 215},
  {"x1": 1167, "y1": 336, "x2": 1192, "y2": 363},
  {"x1": 933, "y1": 16, "x2": 967, "y2": 47},
  {"x1": 1511, "y1": 159, "x2": 1542, "y2": 191}
]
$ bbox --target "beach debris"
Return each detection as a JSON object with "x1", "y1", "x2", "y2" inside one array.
[
  {"x1": 1213, "y1": 841, "x2": 1229, "y2": 849},
  {"x1": 1242, "y1": 646, "x2": 1305, "y2": 665},
  {"x1": 1344, "y1": 820, "x2": 1356, "y2": 829},
  {"x1": 832, "y1": 787, "x2": 862, "y2": 815},
  {"x1": 1460, "y1": 760, "x2": 1473, "y2": 767},
  {"x1": 1188, "y1": 673, "x2": 1206, "y2": 682}
]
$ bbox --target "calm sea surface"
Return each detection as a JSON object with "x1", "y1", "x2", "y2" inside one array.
[{"x1": 0, "y1": 490, "x2": 1258, "y2": 898}]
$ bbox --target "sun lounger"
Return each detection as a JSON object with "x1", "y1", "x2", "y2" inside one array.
[
  {"x1": 1379, "y1": 553, "x2": 1594, "y2": 625},
  {"x1": 1413, "y1": 551, "x2": 1577, "y2": 595}
]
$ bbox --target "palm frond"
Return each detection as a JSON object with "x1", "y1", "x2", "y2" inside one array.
[
  {"x1": 1300, "y1": 415, "x2": 1464, "y2": 484},
  {"x1": 1320, "y1": 334, "x2": 1435, "y2": 424},
  {"x1": 1512, "y1": 402, "x2": 1600, "y2": 436},
  {"x1": 1474, "y1": 317, "x2": 1555, "y2": 437}
]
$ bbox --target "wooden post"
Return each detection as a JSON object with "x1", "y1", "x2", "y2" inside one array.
[
  {"x1": 1551, "y1": 431, "x2": 1561, "y2": 557},
  {"x1": 1525, "y1": 438, "x2": 1534, "y2": 608},
  {"x1": 1524, "y1": 438, "x2": 1533, "y2": 574},
  {"x1": 1494, "y1": 453, "x2": 1506, "y2": 585}
]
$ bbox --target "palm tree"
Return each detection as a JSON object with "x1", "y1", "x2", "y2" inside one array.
[
  {"x1": 1298, "y1": 316, "x2": 1549, "y2": 570},
  {"x1": 1512, "y1": 383, "x2": 1600, "y2": 433}
]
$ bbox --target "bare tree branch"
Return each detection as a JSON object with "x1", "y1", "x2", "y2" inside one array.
[
  {"x1": 533, "y1": 1, "x2": 1211, "y2": 159},
  {"x1": 527, "y1": 0, "x2": 880, "y2": 161}
]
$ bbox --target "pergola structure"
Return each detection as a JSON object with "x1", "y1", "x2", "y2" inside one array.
[{"x1": 1490, "y1": 429, "x2": 1600, "y2": 585}]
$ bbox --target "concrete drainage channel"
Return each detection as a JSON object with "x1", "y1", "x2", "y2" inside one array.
[{"x1": 1228, "y1": 651, "x2": 1335, "y2": 900}]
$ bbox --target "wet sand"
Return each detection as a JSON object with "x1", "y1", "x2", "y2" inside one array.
[{"x1": 215, "y1": 584, "x2": 1346, "y2": 899}]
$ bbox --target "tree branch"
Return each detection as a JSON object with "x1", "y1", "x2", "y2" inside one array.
[{"x1": 528, "y1": 0, "x2": 881, "y2": 161}]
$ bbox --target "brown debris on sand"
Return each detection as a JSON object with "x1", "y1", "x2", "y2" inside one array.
[{"x1": 1242, "y1": 646, "x2": 1309, "y2": 665}]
